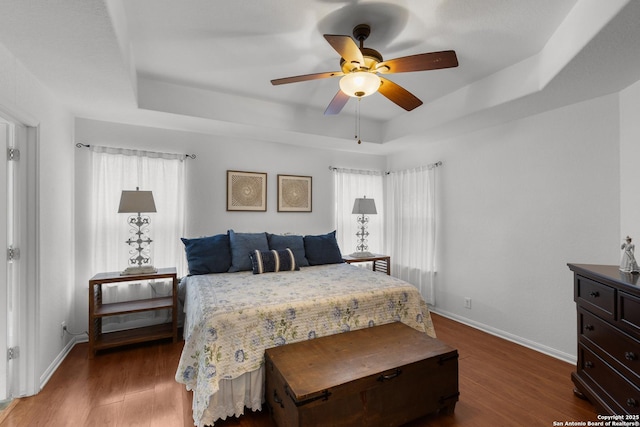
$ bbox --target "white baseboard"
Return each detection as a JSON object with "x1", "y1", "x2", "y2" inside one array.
[
  {"x1": 39, "y1": 333, "x2": 88, "y2": 390},
  {"x1": 430, "y1": 308, "x2": 576, "y2": 365}
]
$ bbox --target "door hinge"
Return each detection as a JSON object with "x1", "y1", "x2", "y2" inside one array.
[
  {"x1": 7, "y1": 346, "x2": 19, "y2": 360},
  {"x1": 7, "y1": 148, "x2": 20, "y2": 161},
  {"x1": 7, "y1": 246, "x2": 20, "y2": 262}
]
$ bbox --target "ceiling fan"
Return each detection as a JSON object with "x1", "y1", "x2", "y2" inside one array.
[{"x1": 271, "y1": 24, "x2": 458, "y2": 115}]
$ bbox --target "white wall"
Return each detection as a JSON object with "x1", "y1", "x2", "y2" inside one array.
[
  {"x1": 387, "y1": 93, "x2": 621, "y2": 361},
  {"x1": 73, "y1": 118, "x2": 385, "y2": 330},
  {"x1": 0, "y1": 43, "x2": 75, "y2": 392},
  {"x1": 620, "y1": 79, "x2": 640, "y2": 239},
  {"x1": 74, "y1": 89, "x2": 628, "y2": 363}
]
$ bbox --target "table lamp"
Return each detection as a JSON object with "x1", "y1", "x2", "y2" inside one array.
[
  {"x1": 118, "y1": 187, "x2": 158, "y2": 275},
  {"x1": 351, "y1": 196, "x2": 377, "y2": 258}
]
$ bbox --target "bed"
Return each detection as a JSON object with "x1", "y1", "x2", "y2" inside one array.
[{"x1": 175, "y1": 231, "x2": 435, "y2": 427}]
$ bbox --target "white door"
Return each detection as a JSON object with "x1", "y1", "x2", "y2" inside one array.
[
  {"x1": 0, "y1": 120, "x2": 22, "y2": 401},
  {"x1": 0, "y1": 121, "x2": 8, "y2": 402},
  {"x1": 0, "y1": 118, "x2": 33, "y2": 401}
]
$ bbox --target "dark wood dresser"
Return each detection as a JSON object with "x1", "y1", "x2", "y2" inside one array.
[{"x1": 568, "y1": 264, "x2": 640, "y2": 415}]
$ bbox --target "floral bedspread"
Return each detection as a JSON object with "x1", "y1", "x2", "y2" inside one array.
[{"x1": 175, "y1": 263, "x2": 435, "y2": 426}]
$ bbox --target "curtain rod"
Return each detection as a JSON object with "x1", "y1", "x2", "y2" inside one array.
[
  {"x1": 75, "y1": 142, "x2": 196, "y2": 159},
  {"x1": 327, "y1": 166, "x2": 384, "y2": 175},
  {"x1": 329, "y1": 161, "x2": 442, "y2": 174}
]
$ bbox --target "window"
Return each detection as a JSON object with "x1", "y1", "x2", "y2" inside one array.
[
  {"x1": 89, "y1": 146, "x2": 186, "y2": 275},
  {"x1": 332, "y1": 168, "x2": 384, "y2": 256},
  {"x1": 89, "y1": 146, "x2": 186, "y2": 331},
  {"x1": 334, "y1": 164, "x2": 438, "y2": 304},
  {"x1": 384, "y1": 166, "x2": 437, "y2": 304}
]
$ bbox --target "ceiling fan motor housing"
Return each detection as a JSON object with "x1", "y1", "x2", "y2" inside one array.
[{"x1": 340, "y1": 48, "x2": 383, "y2": 73}]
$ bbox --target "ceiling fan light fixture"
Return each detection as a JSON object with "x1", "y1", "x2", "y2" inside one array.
[{"x1": 339, "y1": 72, "x2": 381, "y2": 98}]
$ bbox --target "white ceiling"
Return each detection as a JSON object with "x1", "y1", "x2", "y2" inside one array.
[{"x1": 0, "y1": 0, "x2": 639, "y2": 154}]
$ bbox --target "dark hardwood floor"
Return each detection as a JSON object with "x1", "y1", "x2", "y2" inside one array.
[{"x1": 0, "y1": 313, "x2": 597, "y2": 426}]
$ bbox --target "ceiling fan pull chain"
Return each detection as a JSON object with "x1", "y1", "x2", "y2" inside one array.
[
  {"x1": 354, "y1": 98, "x2": 358, "y2": 142},
  {"x1": 356, "y1": 98, "x2": 362, "y2": 144}
]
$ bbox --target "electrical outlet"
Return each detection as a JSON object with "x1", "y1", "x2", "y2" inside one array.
[
  {"x1": 61, "y1": 321, "x2": 66, "y2": 339},
  {"x1": 464, "y1": 298, "x2": 472, "y2": 309}
]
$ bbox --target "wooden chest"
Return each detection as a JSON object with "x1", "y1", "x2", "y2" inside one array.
[{"x1": 264, "y1": 322, "x2": 459, "y2": 427}]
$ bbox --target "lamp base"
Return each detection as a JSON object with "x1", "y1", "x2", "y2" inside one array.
[
  {"x1": 349, "y1": 251, "x2": 375, "y2": 258},
  {"x1": 121, "y1": 265, "x2": 158, "y2": 276}
]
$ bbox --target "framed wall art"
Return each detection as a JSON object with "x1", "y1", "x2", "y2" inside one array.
[
  {"x1": 277, "y1": 174, "x2": 312, "y2": 212},
  {"x1": 227, "y1": 170, "x2": 267, "y2": 211}
]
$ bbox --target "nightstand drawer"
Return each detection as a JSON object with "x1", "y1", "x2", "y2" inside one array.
[
  {"x1": 576, "y1": 275, "x2": 615, "y2": 321},
  {"x1": 580, "y1": 308, "x2": 640, "y2": 381},
  {"x1": 579, "y1": 345, "x2": 640, "y2": 414}
]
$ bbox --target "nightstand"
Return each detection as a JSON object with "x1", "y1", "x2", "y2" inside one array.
[
  {"x1": 88, "y1": 267, "x2": 178, "y2": 358},
  {"x1": 343, "y1": 254, "x2": 391, "y2": 275}
]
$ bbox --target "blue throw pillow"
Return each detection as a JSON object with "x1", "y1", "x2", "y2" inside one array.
[
  {"x1": 303, "y1": 231, "x2": 344, "y2": 265},
  {"x1": 181, "y1": 234, "x2": 231, "y2": 275},
  {"x1": 267, "y1": 234, "x2": 310, "y2": 267},
  {"x1": 249, "y1": 248, "x2": 299, "y2": 274},
  {"x1": 228, "y1": 229, "x2": 269, "y2": 272}
]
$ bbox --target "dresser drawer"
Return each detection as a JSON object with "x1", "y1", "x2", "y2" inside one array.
[
  {"x1": 576, "y1": 275, "x2": 616, "y2": 321},
  {"x1": 579, "y1": 345, "x2": 640, "y2": 414},
  {"x1": 619, "y1": 291, "x2": 640, "y2": 339},
  {"x1": 580, "y1": 308, "x2": 640, "y2": 382}
]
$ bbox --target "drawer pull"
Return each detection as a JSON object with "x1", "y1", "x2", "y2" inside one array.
[
  {"x1": 273, "y1": 389, "x2": 284, "y2": 408},
  {"x1": 625, "y1": 351, "x2": 637, "y2": 361},
  {"x1": 627, "y1": 398, "x2": 638, "y2": 408},
  {"x1": 589, "y1": 291, "x2": 600, "y2": 298},
  {"x1": 585, "y1": 325, "x2": 594, "y2": 331},
  {"x1": 585, "y1": 361, "x2": 594, "y2": 368},
  {"x1": 377, "y1": 368, "x2": 402, "y2": 382}
]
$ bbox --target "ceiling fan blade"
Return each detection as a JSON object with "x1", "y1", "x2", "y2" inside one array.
[
  {"x1": 378, "y1": 77, "x2": 423, "y2": 111},
  {"x1": 271, "y1": 71, "x2": 343, "y2": 85},
  {"x1": 324, "y1": 90, "x2": 350, "y2": 115},
  {"x1": 323, "y1": 34, "x2": 365, "y2": 68},
  {"x1": 377, "y1": 50, "x2": 458, "y2": 74}
]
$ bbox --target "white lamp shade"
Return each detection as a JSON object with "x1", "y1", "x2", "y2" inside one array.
[
  {"x1": 352, "y1": 197, "x2": 377, "y2": 215},
  {"x1": 339, "y1": 72, "x2": 381, "y2": 98},
  {"x1": 118, "y1": 190, "x2": 157, "y2": 213}
]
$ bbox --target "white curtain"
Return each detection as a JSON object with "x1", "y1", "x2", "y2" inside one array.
[
  {"x1": 384, "y1": 165, "x2": 437, "y2": 304},
  {"x1": 332, "y1": 168, "x2": 385, "y2": 257},
  {"x1": 89, "y1": 146, "x2": 186, "y2": 330}
]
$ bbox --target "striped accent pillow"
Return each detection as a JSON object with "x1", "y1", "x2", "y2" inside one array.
[{"x1": 249, "y1": 248, "x2": 299, "y2": 274}]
